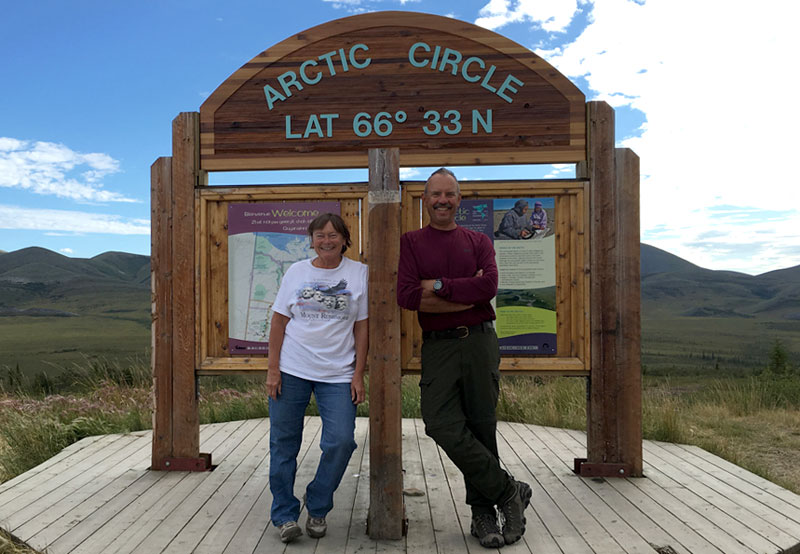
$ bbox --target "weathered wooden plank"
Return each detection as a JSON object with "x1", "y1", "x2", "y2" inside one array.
[
  {"x1": 435, "y1": 438, "x2": 495, "y2": 554},
  {"x1": 7, "y1": 420, "x2": 800, "y2": 554},
  {"x1": 561, "y1": 429, "x2": 728, "y2": 554},
  {"x1": 342, "y1": 420, "x2": 377, "y2": 554},
  {"x1": 151, "y1": 156, "x2": 174, "y2": 469},
  {"x1": 495, "y1": 424, "x2": 593, "y2": 553},
  {"x1": 401, "y1": 419, "x2": 436, "y2": 554},
  {"x1": 207, "y1": 199, "x2": 229, "y2": 359},
  {"x1": 0, "y1": 434, "x2": 111, "y2": 510},
  {"x1": 50, "y1": 422, "x2": 235, "y2": 554},
  {"x1": 160, "y1": 420, "x2": 271, "y2": 553},
  {"x1": 498, "y1": 422, "x2": 627, "y2": 553},
  {"x1": 131, "y1": 419, "x2": 267, "y2": 553},
  {"x1": 171, "y1": 112, "x2": 201, "y2": 460},
  {"x1": 535, "y1": 425, "x2": 692, "y2": 554},
  {"x1": 367, "y1": 147, "x2": 405, "y2": 539},
  {"x1": 414, "y1": 419, "x2": 470, "y2": 554},
  {"x1": 555, "y1": 194, "x2": 571, "y2": 358},
  {"x1": 664, "y1": 442, "x2": 800, "y2": 528},
  {"x1": 15, "y1": 433, "x2": 153, "y2": 540},
  {"x1": 643, "y1": 441, "x2": 792, "y2": 552},
  {"x1": 580, "y1": 182, "x2": 591, "y2": 365},
  {"x1": 197, "y1": 190, "x2": 209, "y2": 365},
  {"x1": 222, "y1": 418, "x2": 320, "y2": 554},
  {"x1": 5, "y1": 434, "x2": 142, "y2": 532},
  {"x1": 66, "y1": 421, "x2": 249, "y2": 554},
  {"x1": 511, "y1": 423, "x2": 644, "y2": 553},
  {"x1": 248, "y1": 418, "x2": 325, "y2": 553},
  {"x1": 313, "y1": 417, "x2": 370, "y2": 554},
  {"x1": 191, "y1": 419, "x2": 270, "y2": 553}
]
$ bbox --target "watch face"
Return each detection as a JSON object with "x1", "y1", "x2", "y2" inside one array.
[{"x1": 433, "y1": 279, "x2": 442, "y2": 291}]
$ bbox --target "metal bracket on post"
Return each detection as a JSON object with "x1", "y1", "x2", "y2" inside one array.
[
  {"x1": 154, "y1": 452, "x2": 213, "y2": 471},
  {"x1": 573, "y1": 458, "x2": 632, "y2": 477}
]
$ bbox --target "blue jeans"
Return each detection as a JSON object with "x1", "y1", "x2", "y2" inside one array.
[{"x1": 268, "y1": 372, "x2": 357, "y2": 526}]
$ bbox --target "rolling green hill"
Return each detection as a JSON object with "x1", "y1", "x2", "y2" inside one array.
[
  {"x1": 0, "y1": 245, "x2": 797, "y2": 378},
  {"x1": 0, "y1": 248, "x2": 151, "y2": 375},
  {"x1": 639, "y1": 244, "x2": 800, "y2": 374}
]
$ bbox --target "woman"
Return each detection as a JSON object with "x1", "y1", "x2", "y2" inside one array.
[{"x1": 266, "y1": 213, "x2": 368, "y2": 544}]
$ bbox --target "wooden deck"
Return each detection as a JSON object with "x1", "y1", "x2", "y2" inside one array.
[{"x1": 1, "y1": 418, "x2": 799, "y2": 554}]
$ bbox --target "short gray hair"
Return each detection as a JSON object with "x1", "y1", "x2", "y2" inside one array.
[{"x1": 424, "y1": 167, "x2": 460, "y2": 194}]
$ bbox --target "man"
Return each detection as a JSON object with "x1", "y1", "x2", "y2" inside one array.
[
  {"x1": 496, "y1": 199, "x2": 532, "y2": 239},
  {"x1": 396, "y1": 168, "x2": 532, "y2": 548}
]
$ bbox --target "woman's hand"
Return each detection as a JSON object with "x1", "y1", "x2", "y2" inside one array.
[
  {"x1": 267, "y1": 367, "x2": 282, "y2": 400},
  {"x1": 351, "y1": 373, "x2": 365, "y2": 405}
]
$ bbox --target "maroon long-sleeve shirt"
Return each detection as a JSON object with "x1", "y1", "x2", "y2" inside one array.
[{"x1": 396, "y1": 225, "x2": 498, "y2": 331}]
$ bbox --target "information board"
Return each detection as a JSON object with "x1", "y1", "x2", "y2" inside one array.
[
  {"x1": 227, "y1": 201, "x2": 340, "y2": 354},
  {"x1": 460, "y1": 197, "x2": 557, "y2": 355}
]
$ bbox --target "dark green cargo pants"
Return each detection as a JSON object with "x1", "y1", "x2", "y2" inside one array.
[{"x1": 419, "y1": 326, "x2": 514, "y2": 516}]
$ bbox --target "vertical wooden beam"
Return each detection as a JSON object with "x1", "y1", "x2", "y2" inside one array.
[
  {"x1": 171, "y1": 112, "x2": 201, "y2": 461},
  {"x1": 151, "y1": 157, "x2": 173, "y2": 469},
  {"x1": 616, "y1": 148, "x2": 643, "y2": 476},
  {"x1": 580, "y1": 102, "x2": 643, "y2": 477},
  {"x1": 587, "y1": 101, "x2": 620, "y2": 469},
  {"x1": 367, "y1": 148, "x2": 405, "y2": 539}
]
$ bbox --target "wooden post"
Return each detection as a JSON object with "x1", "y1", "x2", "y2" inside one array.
[
  {"x1": 616, "y1": 147, "x2": 643, "y2": 476},
  {"x1": 367, "y1": 148, "x2": 405, "y2": 538},
  {"x1": 578, "y1": 101, "x2": 642, "y2": 477},
  {"x1": 151, "y1": 157, "x2": 173, "y2": 469},
  {"x1": 150, "y1": 112, "x2": 210, "y2": 471},
  {"x1": 170, "y1": 112, "x2": 202, "y2": 463}
]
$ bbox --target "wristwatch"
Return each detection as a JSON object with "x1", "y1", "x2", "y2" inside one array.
[{"x1": 433, "y1": 278, "x2": 444, "y2": 292}]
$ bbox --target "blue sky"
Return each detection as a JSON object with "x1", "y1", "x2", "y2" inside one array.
[{"x1": 1, "y1": 0, "x2": 797, "y2": 275}]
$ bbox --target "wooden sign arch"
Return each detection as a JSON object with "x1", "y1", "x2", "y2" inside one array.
[
  {"x1": 199, "y1": 11, "x2": 585, "y2": 170},
  {"x1": 151, "y1": 10, "x2": 642, "y2": 540}
]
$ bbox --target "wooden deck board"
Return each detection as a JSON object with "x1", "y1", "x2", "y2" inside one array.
[
  {"x1": 1, "y1": 418, "x2": 798, "y2": 554},
  {"x1": 533, "y1": 425, "x2": 693, "y2": 554}
]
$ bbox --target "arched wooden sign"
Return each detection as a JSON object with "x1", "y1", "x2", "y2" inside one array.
[
  {"x1": 200, "y1": 11, "x2": 585, "y2": 170},
  {"x1": 152, "y1": 10, "x2": 642, "y2": 540}
]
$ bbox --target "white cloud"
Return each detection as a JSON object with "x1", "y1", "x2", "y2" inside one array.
[
  {"x1": 0, "y1": 204, "x2": 150, "y2": 235},
  {"x1": 476, "y1": 0, "x2": 580, "y2": 32},
  {"x1": 59, "y1": 248, "x2": 74, "y2": 255},
  {"x1": 400, "y1": 168, "x2": 423, "y2": 179},
  {"x1": 502, "y1": 0, "x2": 800, "y2": 273},
  {"x1": 0, "y1": 138, "x2": 137, "y2": 204}
]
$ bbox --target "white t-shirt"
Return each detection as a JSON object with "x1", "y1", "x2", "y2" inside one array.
[{"x1": 271, "y1": 256, "x2": 368, "y2": 383}]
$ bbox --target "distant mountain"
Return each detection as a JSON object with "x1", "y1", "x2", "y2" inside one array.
[
  {"x1": 0, "y1": 247, "x2": 150, "y2": 315},
  {"x1": 1, "y1": 245, "x2": 797, "y2": 376},
  {"x1": 640, "y1": 244, "x2": 800, "y2": 321},
  {"x1": 0, "y1": 247, "x2": 149, "y2": 286}
]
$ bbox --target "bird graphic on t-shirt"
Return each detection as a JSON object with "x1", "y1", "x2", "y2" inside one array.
[{"x1": 318, "y1": 279, "x2": 348, "y2": 295}]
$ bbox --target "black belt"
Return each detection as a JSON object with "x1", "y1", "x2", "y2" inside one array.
[{"x1": 422, "y1": 321, "x2": 494, "y2": 340}]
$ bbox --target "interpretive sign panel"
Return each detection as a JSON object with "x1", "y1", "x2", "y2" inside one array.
[
  {"x1": 460, "y1": 198, "x2": 557, "y2": 355},
  {"x1": 227, "y1": 201, "x2": 340, "y2": 354}
]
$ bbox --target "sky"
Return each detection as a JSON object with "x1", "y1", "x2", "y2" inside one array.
[{"x1": 1, "y1": 0, "x2": 798, "y2": 275}]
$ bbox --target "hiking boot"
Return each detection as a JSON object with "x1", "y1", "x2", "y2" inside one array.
[
  {"x1": 277, "y1": 521, "x2": 302, "y2": 543},
  {"x1": 306, "y1": 515, "x2": 327, "y2": 538},
  {"x1": 499, "y1": 479, "x2": 532, "y2": 545},
  {"x1": 470, "y1": 513, "x2": 504, "y2": 548}
]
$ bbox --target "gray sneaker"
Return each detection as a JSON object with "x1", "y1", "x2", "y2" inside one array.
[
  {"x1": 306, "y1": 515, "x2": 327, "y2": 538},
  {"x1": 499, "y1": 479, "x2": 532, "y2": 545},
  {"x1": 278, "y1": 521, "x2": 302, "y2": 543},
  {"x1": 470, "y1": 513, "x2": 504, "y2": 548}
]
